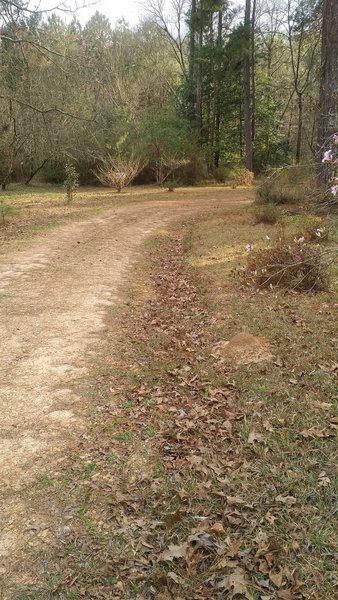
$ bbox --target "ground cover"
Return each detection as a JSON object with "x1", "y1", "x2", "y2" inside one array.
[{"x1": 13, "y1": 201, "x2": 337, "y2": 599}]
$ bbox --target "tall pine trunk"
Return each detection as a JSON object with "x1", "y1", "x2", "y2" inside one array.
[
  {"x1": 316, "y1": 0, "x2": 338, "y2": 185},
  {"x1": 214, "y1": 8, "x2": 223, "y2": 168},
  {"x1": 243, "y1": 0, "x2": 253, "y2": 171}
]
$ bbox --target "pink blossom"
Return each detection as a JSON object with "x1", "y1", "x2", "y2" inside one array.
[
  {"x1": 331, "y1": 185, "x2": 338, "y2": 196},
  {"x1": 294, "y1": 255, "x2": 302, "y2": 263},
  {"x1": 245, "y1": 244, "x2": 253, "y2": 253},
  {"x1": 315, "y1": 228, "x2": 323, "y2": 237},
  {"x1": 322, "y1": 150, "x2": 333, "y2": 162}
]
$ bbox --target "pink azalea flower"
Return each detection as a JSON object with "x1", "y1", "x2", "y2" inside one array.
[
  {"x1": 322, "y1": 150, "x2": 333, "y2": 162},
  {"x1": 331, "y1": 185, "x2": 338, "y2": 196}
]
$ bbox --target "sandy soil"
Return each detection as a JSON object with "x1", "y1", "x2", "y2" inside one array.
[{"x1": 0, "y1": 189, "x2": 250, "y2": 593}]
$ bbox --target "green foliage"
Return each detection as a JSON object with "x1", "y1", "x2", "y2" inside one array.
[
  {"x1": 134, "y1": 109, "x2": 194, "y2": 183},
  {"x1": 42, "y1": 160, "x2": 65, "y2": 184},
  {"x1": 252, "y1": 204, "x2": 280, "y2": 225},
  {"x1": 64, "y1": 163, "x2": 79, "y2": 203}
]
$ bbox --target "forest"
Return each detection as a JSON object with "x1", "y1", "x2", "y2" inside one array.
[{"x1": 0, "y1": 0, "x2": 337, "y2": 196}]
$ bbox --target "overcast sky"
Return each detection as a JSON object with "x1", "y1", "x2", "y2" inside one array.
[{"x1": 40, "y1": 0, "x2": 244, "y2": 27}]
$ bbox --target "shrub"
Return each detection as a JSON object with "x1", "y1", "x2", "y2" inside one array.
[
  {"x1": 233, "y1": 167, "x2": 254, "y2": 187},
  {"x1": 64, "y1": 163, "x2": 79, "y2": 204},
  {"x1": 252, "y1": 203, "x2": 280, "y2": 225},
  {"x1": 95, "y1": 155, "x2": 141, "y2": 192},
  {"x1": 165, "y1": 180, "x2": 176, "y2": 192},
  {"x1": 213, "y1": 165, "x2": 227, "y2": 183},
  {"x1": 243, "y1": 241, "x2": 329, "y2": 291}
]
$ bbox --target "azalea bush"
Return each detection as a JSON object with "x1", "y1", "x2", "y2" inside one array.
[
  {"x1": 95, "y1": 155, "x2": 141, "y2": 192},
  {"x1": 242, "y1": 241, "x2": 329, "y2": 291},
  {"x1": 321, "y1": 133, "x2": 338, "y2": 206},
  {"x1": 294, "y1": 215, "x2": 330, "y2": 243}
]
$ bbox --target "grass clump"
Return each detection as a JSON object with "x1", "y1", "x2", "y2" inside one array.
[
  {"x1": 244, "y1": 241, "x2": 330, "y2": 291},
  {"x1": 252, "y1": 203, "x2": 280, "y2": 224}
]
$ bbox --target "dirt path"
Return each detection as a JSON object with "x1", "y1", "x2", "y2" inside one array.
[{"x1": 0, "y1": 191, "x2": 249, "y2": 592}]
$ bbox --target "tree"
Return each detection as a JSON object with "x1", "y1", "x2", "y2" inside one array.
[
  {"x1": 243, "y1": 0, "x2": 253, "y2": 171},
  {"x1": 316, "y1": 0, "x2": 338, "y2": 185},
  {"x1": 286, "y1": 0, "x2": 321, "y2": 164}
]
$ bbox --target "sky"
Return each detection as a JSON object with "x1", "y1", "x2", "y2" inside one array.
[{"x1": 40, "y1": 0, "x2": 243, "y2": 27}]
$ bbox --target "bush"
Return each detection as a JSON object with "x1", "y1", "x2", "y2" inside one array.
[
  {"x1": 252, "y1": 203, "x2": 280, "y2": 225},
  {"x1": 233, "y1": 167, "x2": 254, "y2": 187},
  {"x1": 95, "y1": 155, "x2": 141, "y2": 192},
  {"x1": 213, "y1": 166, "x2": 227, "y2": 183},
  {"x1": 243, "y1": 241, "x2": 329, "y2": 291},
  {"x1": 64, "y1": 163, "x2": 79, "y2": 203}
]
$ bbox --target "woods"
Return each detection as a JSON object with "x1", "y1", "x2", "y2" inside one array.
[{"x1": 0, "y1": 0, "x2": 337, "y2": 193}]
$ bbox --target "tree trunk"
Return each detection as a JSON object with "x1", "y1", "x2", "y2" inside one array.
[
  {"x1": 243, "y1": 0, "x2": 253, "y2": 171},
  {"x1": 251, "y1": 0, "x2": 257, "y2": 143},
  {"x1": 188, "y1": 0, "x2": 197, "y2": 125},
  {"x1": 196, "y1": 26, "x2": 203, "y2": 139},
  {"x1": 296, "y1": 93, "x2": 303, "y2": 164},
  {"x1": 316, "y1": 0, "x2": 338, "y2": 185},
  {"x1": 214, "y1": 8, "x2": 223, "y2": 168},
  {"x1": 25, "y1": 157, "x2": 51, "y2": 185}
]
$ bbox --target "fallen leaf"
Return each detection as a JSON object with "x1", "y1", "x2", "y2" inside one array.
[
  {"x1": 277, "y1": 590, "x2": 293, "y2": 599},
  {"x1": 167, "y1": 571, "x2": 185, "y2": 584},
  {"x1": 229, "y1": 567, "x2": 253, "y2": 599},
  {"x1": 210, "y1": 522, "x2": 225, "y2": 534},
  {"x1": 300, "y1": 427, "x2": 332, "y2": 439},
  {"x1": 248, "y1": 431, "x2": 265, "y2": 444},
  {"x1": 275, "y1": 495, "x2": 297, "y2": 506},
  {"x1": 160, "y1": 543, "x2": 188, "y2": 562},
  {"x1": 269, "y1": 569, "x2": 283, "y2": 588}
]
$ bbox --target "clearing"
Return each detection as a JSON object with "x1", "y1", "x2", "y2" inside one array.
[{"x1": 0, "y1": 186, "x2": 337, "y2": 600}]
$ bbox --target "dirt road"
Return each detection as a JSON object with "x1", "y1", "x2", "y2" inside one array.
[{"x1": 0, "y1": 190, "x2": 248, "y2": 593}]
